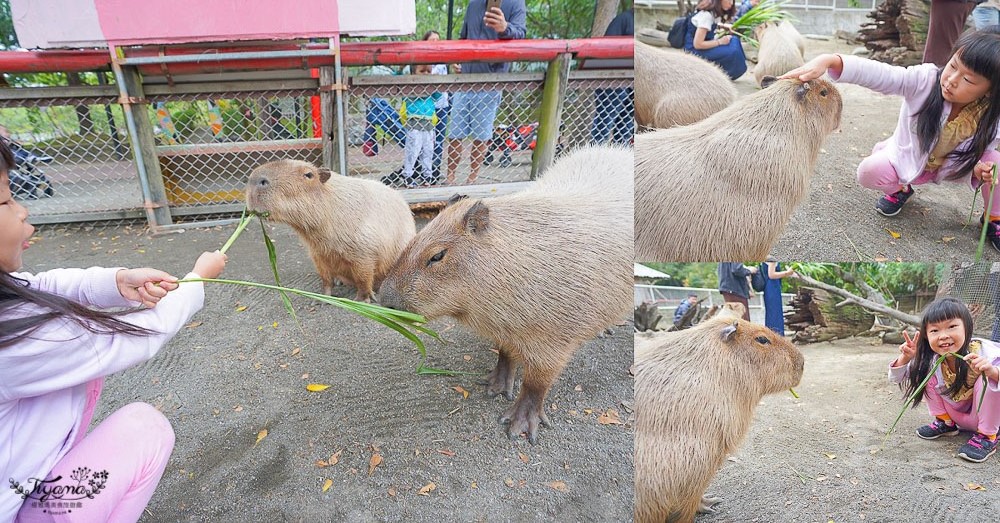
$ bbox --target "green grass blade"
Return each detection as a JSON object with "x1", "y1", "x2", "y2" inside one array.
[
  {"x1": 885, "y1": 353, "x2": 949, "y2": 440},
  {"x1": 257, "y1": 217, "x2": 298, "y2": 322},
  {"x1": 977, "y1": 374, "x2": 988, "y2": 413},
  {"x1": 220, "y1": 209, "x2": 254, "y2": 254},
  {"x1": 976, "y1": 164, "x2": 998, "y2": 262}
]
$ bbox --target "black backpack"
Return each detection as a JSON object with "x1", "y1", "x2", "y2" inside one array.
[
  {"x1": 667, "y1": 13, "x2": 692, "y2": 49},
  {"x1": 751, "y1": 263, "x2": 767, "y2": 292}
]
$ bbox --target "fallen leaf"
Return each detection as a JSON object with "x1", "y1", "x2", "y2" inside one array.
[
  {"x1": 504, "y1": 478, "x2": 515, "y2": 488},
  {"x1": 185, "y1": 321, "x2": 203, "y2": 329},
  {"x1": 583, "y1": 409, "x2": 593, "y2": 415},
  {"x1": 235, "y1": 305, "x2": 248, "y2": 312},
  {"x1": 368, "y1": 453, "x2": 383, "y2": 476},
  {"x1": 233, "y1": 405, "x2": 243, "y2": 412},
  {"x1": 316, "y1": 460, "x2": 329, "y2": 468},
  {"x1": 886, "y1": 228, "x2": 901, "y2": 239},
  {"x1": 463, "y1": 354, "x2": 472, "y2": 362},
  {"x1": 823, "y1": 453, "x2": 837, "y2": 460},
  {"x1": 306, "y1": 384, "x2": 331, "y2": 392},
  {"x1": 322, "y1": 479, "x2": 333, "y2": 493},
  {"x1": 418, "y1": 482, "x2": 436, "y2": 495},
  {"x1": 965, "y1": 482, "x2": 986, "y2": 491},
  {"x1": 873, "y1": 256, "x2": 888, "y2": 263},
  {"x1": 471, "y1": 481, "x2": 478, "y2": 489},
  {"x1": 452, "y1": 386, "x2": 469, "y2": 399},
  {"x1": 437, "y1": 449, "x2": 456, "y2": 457},
  {"x1": 387, "y1": 487, "x2": 397, "y2": 497},
  {"x1": 255, "y1": 429, "x2": 268, "y2": 445},
  {"x1": 547, "y1": 480, "x2": 568, "y2": 492},
  {"x1": 598, "y1": 409, "x2": 622, "y2": 425},
  {"x1": 291, "y1": 347, "x2": 301, "y2": 356},
  {"x1": 518, "y1": 452, "x2": 530, "y2": 464},
  {"x1": 574, "y1": 385, "x2": 583, "y2": 392},
  {"x1": 272, "y1": 322, "x2": 278, "y2": 329},
  {"x1": 942, "y1": 236, "x2": 955, "y2": 243},
  {"x1": 330, "y1": 450, "x2": 342, "y2": 465}
]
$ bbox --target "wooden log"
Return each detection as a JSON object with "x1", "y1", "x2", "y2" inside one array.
[{"x1": 786, "y1": 287, "x2": 876, "y2": 344}]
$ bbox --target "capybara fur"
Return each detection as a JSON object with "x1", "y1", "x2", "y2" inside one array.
[
  {"x1": 635, "y1": 41, "x2": 737, "y2": 129},
  {"x1": 245, "y1": 159, "x2": 416, "y2": 302},
  {"x1": 379, "y1": 145, "x2": 633, "y2": 443},
  {"x1": 634, "y1": 317, "x2": 805, "y2": 523},
  {"x1": 753, "y1": 21, "x2": 806, "y2": 87},
  {"x1": 634, "y1": 77, "x2": 842, "y2": 261}
]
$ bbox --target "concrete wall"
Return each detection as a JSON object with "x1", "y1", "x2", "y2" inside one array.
[{"x1": 636, "y1": 6, "x2": 872, "y2": 36}]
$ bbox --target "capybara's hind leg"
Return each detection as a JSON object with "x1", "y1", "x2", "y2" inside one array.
[
  {"x1": 698, "y1": 494, "x2": 722, "y2": 514},
  {"x1": 500, "y1": 364, "x2": 558, "y2": 444},
  {"x1": 483, "y1": 348, "x2": 518, "y2": 400}
]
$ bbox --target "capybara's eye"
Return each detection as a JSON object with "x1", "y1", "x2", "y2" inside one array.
[
  {"x1": 426, "y1": 248, "x2": 448, "y2": 267},
  {"x1": 820, "y1": 88, "x2": 829, "y2": 97},
  {"x1": 304, "y1": 171, "x2": 314, "y2": 179},
  {"x1": 755, "y1": 335, "x2": 770, "y2": 344}
]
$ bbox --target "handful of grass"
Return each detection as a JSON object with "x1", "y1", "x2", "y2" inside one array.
[
  {"x1": 719, "y1": 0, "x2": 793, "y2": 47},
  {"x1": 975, "y1": 164, "x2": 999, "y2": 262},
  {"x1": 187, "y1": 210, "x2": 452, "y2": 375}
]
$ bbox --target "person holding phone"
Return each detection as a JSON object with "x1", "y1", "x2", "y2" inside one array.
[{"x1": 446, "y1": 0, "x2": 527, "y2": 185}]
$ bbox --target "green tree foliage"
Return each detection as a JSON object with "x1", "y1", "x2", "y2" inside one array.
[{"x1": 0, "y1": 0, "x2": 17, "y2": 50}]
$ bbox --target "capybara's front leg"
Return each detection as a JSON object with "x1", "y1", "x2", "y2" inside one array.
[
  {"x1": 350, "y1": 265, "x2": 375, "y2": 303},
  {"x1": 484, "y1": 348, "x2": 518, "y2": 400},
  {"x1": 500, "y1": 365, "x2": 555, "y2": 444}
]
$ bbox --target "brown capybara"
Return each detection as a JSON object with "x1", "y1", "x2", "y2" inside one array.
[
  {"x1": 379, "y1": 145, "x2": 633, "y2": 443},
  {"x1": 245, "y1": 159, "x2": 416, "y2": 302},
  {"x1": 634, "y1": 41, "x2": 737, "y2": 129},
  {"x1": 753, "y1": 21, "x2": 806, "y2": 87},
  {"x1": 633, "y1": 317, "x2": 804, "y2": 523},
  {"x1": 634, "y1": 77, "x2": 842, "y2": 261}
]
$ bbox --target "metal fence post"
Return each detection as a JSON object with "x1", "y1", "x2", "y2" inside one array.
[
  {"x1": 531, "y1": 52, "x2": 571, "y2": 179},
  {"x1": 320, "y1": 66, "x2": 338, "y2": 171},
  {"x1": 111, "y1": 59, "x2": 173, "y2": 228}
]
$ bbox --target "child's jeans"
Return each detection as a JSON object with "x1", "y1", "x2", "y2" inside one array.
[
  {"x1": 403, "y1": 121, "x2": 435, "y2": 182},
  {"x1": 924, "y1": 374, "x2": 1000, "y2": 435},
  {"x1": 857, "y1": 143, "x2": 1000, "y2": 215},
  {"x1": 16, "y1": 379, "x2": 174, "y2": 523}
]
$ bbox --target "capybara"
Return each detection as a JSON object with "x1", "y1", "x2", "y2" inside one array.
[
  {"x1": 245, "y1": 159, "x2": 416, "y2": 302},
  {"x1": 753, "y1": 21, "x2": 806, "y2": 87},
  {"x1": 379, "y1": 145, "x2": 633, "y2": 443},
  {"x1": 635, "y1": 41, "x2": 737, "y2": 129},
  {"x1": 634, "y1": 77, "x2": 842, "y2": 261},
  {"x1": 633, "y1": 317, "x2": 805, "y2": 523}
]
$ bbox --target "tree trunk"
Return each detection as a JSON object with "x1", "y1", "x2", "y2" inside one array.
[
  {"x1": 66, "y1": 72, "x2": 95, "y2": 134},
  {"x1": 858, "y1": 0, "x2": 930, "y2": 66},
  {"x1": 590, "y1": 0, "x2": 620, "y2": 37},
  {"x1": 786, "y1": 288, "x2": 877, "y2": 343},
  {"x1": 634, "y1": 302, "x2": 663, "y2": 332},
  {"x1": 793, "y1": 273, "x2": 921, "y2": 325}
]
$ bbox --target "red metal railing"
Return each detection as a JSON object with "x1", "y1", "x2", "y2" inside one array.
[{"x1": 0, "y1": 37, "x2": 632, "y2": 75}]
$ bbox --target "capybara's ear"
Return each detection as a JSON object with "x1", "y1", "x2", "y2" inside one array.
[
  {"x1": 447, "y1": 194, "x2": 469, "y2": 206},
  {"x1": 795, "y1": 81, "x2": 812, "y2": 101},
  {"x1": 720, "y1": 320, "x2": 738, "y2": 342},
  {"x1": 316, "y1": 168, "x2": 333, "y2": 184},
  {"x1": 462, "y1": 200, "x2": 490, "y2": 234},
  {"x1": 760, "y1": 76, "x2": 778, "y2": 89}
]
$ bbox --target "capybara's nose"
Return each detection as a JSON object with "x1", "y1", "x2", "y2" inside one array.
[
  {"x1": 257, "y1": 177, "x2": 270, "y2": 188},
  {"x1": 376, "y1": 281, "x2": 404, "y2": 311}
]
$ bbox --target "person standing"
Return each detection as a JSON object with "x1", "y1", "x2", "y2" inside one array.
[
  {"x1": 761, "y1": 259, "x2": 795, "y2": 336},
  {"x1": 923, "y1": 0, "x2": 978, "y2": 67},
  {"x1": 717, "y1": 262, "x2": 756, "y2": 322},
  {"x1": 972, "y1": 1, "x2": 1000, "y2": 30},
  {"x1": 590, "y1": 8, "x2": 634, "y2": 146},
  {"x1": 446, "y1": 0, "x2": 527, "y2": 185},
  {"x1": 673, "y1": 294, "x2": 699, "y2": 328}
]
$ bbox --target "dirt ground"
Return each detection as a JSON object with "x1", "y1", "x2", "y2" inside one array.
[
  {"x1": 726, "y1": 37, "x2": 1000, "y2": 262},
  {"x1": 22, "y1": 223, "x2": 633, "y2": 522},
  {"x1": 700, "y1": 337, "x2": 1000, "y2": 523}
]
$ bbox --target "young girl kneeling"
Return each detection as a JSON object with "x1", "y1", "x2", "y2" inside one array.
[{"x1": 890, "y1": 297, "x2": 1000, "y2": 463}]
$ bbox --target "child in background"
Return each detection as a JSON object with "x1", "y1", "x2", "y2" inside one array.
[
  {"x1": 0, "y1": 136, "x2": 228, "y2": 521},
  {"x1": 400, "y1": 64, "x2": 441, "y2": 187},
  {"x1": 889, "y1": 297, "x2": 1000, "y2": 463},
  {"x1": 781, "y1": 28, "x2": 1000, "y2": 250}
]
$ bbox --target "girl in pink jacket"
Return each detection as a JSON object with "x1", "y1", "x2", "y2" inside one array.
[
  {"x1": 0, "y1": 138, "x2": 227, "y2": 522},
  {"x1": 783, "y1": 28, "x2": 1000, "y2": 250}
]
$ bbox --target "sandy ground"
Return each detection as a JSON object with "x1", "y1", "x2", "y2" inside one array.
[
  {"x1": 22, "y1": 223, "x2": 633, "y2": 522},
  {"x1": 700, "y1": 337, "x2": 1000, "y2": 522}
]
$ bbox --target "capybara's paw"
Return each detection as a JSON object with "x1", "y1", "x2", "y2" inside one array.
[
  {"x1": 698, "y1": 495, "x2": 723, "y2": 514},
  {"x1": 485, "y1": 363, "x2": 515, "y2": 400},
  {"x1": 499, "y1": 399, "x2": 551, "y2": 444}
]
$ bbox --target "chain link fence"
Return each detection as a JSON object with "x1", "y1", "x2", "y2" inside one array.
[{"x1": 937, "y1": 262, "x2": 1000, "y2": 341}]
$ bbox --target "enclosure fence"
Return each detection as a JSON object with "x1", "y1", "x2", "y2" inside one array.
[{"x1": 0, "y1": 38, "x2": 632, "y2": 230}]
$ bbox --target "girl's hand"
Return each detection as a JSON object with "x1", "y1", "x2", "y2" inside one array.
[
  {"x1": 780, "y1": 54, "x2": 842, "y2": 82},
  {"x1": 192, "y1": 250, "x2": 228, "y2": 280},
  {"x1": 116, "y1": 268, "x2": 178, "y2": 308},
  {"x1": 964, "y1": 353, "x2": 996, "y2": 375},
  {"x1": 897, "y1": 330, "x2": 919, "y2": 366},
  {"x1": 717, "y1": 35, "x2": 733, "y2": 46},
  {"x1": 973, "y1": 161, "x2": 996, "y2": 187}
]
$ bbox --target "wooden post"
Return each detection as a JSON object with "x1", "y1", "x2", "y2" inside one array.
[
  {"x1": 117, "y1": 64, "x2": 173, "y2": 228},
  {"x1": 531, "y1": 53, "x2": 570, "y2": 180},
  {"x1": 319, "y1": 66, "x2": 340, "y2": 172}
]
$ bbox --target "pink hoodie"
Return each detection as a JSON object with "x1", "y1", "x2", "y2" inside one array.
[
  {"x1": 0, "y1": 267, "x2": 203, "y2": 521},
  {"x1": 832, "y1": 54, "x2": 1000, "y2": 185}
]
